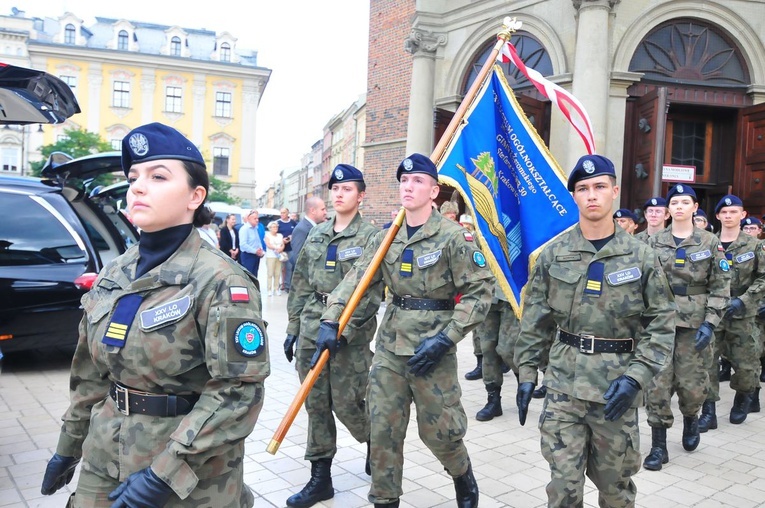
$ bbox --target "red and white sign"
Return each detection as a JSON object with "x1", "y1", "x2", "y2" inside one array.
[{"x1": 662, "y1": 164, "x2": 696, "y2": 183}]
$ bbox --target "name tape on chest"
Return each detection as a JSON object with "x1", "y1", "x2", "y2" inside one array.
[
  {"x1": 606, "y1": 267, "x2": 642, "y2": 286},
  {"x1": 417, "y1": 250, "x2": 442, "y2": 268},
  {"x1": 556, "y1": 254, "x2": 582, "y2": 262},
  {"x1": 338, "y1": 246, "x2": 363, "y2": 261},
  {"x1": 139, "y1": 295, "x2": 192, "y2": 331},
  {"x1": 689, "y1": 249, "x2": 712, "y2": 262},
  {"x1": 735, "y1": 251, "x2": 755, "y2": 264}
]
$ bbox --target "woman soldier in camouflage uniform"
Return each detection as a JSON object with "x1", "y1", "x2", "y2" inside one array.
[{"x1": 41, "y1": 123, "x2": 269, "y2": 507}]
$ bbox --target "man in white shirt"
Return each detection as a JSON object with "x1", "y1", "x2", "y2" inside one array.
[{"x1": 239, "y1": 210, "x2": 265, "y2": 277}]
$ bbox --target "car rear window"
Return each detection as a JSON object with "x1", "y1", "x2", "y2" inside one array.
[{"x1": 0, "y1": 193, "x2": 88, "y2": 266}]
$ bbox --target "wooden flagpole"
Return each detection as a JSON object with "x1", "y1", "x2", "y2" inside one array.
[{"x1": 266, "y1": 17, "x2": 521, "y2": 455}]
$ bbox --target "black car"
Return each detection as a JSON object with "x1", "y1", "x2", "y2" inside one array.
[{"x1": 0, "y1": 151, "x2": 136, "y2": 353}]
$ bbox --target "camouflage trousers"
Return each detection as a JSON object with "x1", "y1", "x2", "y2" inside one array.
[
  {"x1": 471, "y1": 332, "x2": 482, "y2": 356},
  {"x1": 645, "y1": 327, "x2": 710, "y2": 427},
  {"x1": 366, "y1": 347, "x2": 469, "y2": 504},
  {"x1": 477, "y1": 300, "x2": 519, "y2": 385},
  {"x1": 296, "y1": 341, "x2": 372, "y2": 460},
  {"x1": 540, "y1": 389, "x2": 640, "y2": 508},
  {"x1": 706, "y1": 318, "x2": 761, "y2": 400},
  {"x1": 69, "y1": 462, "x2": 254, "y2": 507}
]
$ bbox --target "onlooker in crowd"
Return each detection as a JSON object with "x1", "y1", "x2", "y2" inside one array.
[
  {"x1": 643, "y1": 184, "x2": 730, "y2": 471},
  {"x1": 439, "y1": 201, "x2": 459, "y2": 221},
  {"x1": 197, "y1": 206, "x2": 218, "y2": 248},
  {"x1": 219, "y1": 213, "x2": 239, "y2": 260},
  {"x1": 40, "y1": 122, "x2": 269, "y2": 507},
  {"x1": 290, "y1": 212, "x2": 299, "y2": 222},
  {"x1": 636, "y1": 197, "x2": 669, "y2": 243},
  {"x1": 515, "y1": 154, "x2": 675, "y2": 507},
  {"x1": 613, "y1": 208, "x2": 638, "y2": 234},
  {"x1": 382, "y1": 209, "x2": 399, "y2": 229},
  {"x1": 265, "y1": 221, "x2": 286, "y2": 296},
  {"x1": 278, "y1": 207, "x2": 298, "y2": 291},
  {"x1": 288, "y1": 197, "x2": 328, "y2": 279},
  {"x1": 240, "y1": 209, "x2": 266, "y2": 277}
]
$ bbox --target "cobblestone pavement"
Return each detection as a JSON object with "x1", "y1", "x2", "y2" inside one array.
[{"x1": 2, "y1": 282, "x2": 765, "y2": 507}]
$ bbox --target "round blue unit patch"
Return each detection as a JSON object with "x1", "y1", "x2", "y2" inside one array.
[
  {"x1": 719, "y1": 259, "x2": 730, "y2": 272},
  {"x1": 472, "y1": 251, "x2": 486, "y2": 268},
  {"x1": 233, "y1": 321, "x2": 265, "y2": 358}
]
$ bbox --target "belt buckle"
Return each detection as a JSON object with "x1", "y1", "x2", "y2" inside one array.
[
  {"x1": 115, "y1": 385, "x2": 130, "y2": 416},
  {"x1": 579, "y1": 334, "x2": 595, "y2": 354}
]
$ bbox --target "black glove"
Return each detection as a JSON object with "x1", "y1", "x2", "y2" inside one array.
[
  {"x1": 724, "y1": 298, "x2": 746, "y2": 320},
  {"x1": 516, "y1": 382, "x2": 535, "y2": 426},
  {"x1": 758, "y1": 305, "x2": 765, "y2": 321},
  {"x1": 41, "y1": 454, "x2": 80, "y2": 495},
  {"x1": 108, "y1": 467, "x2": 174, "y2": 508},
  {"x1": 284, "y1": 334, "x2": 297, "y2": 363},
  {"x1": 406, "y1": 332, "x2": 454, "y2": 377},
  {"x1": 694, "y1": 321, "x2": 715, "y2": 351},
  {"x1": 603, "y1": 375, "x2": 641, "y2": 421},
  {"x1": 310, "y1": 321, "x2": 341, "y2": 368}
]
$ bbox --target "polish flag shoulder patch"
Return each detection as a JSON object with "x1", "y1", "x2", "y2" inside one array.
[
  {"x1": 463, "y1": 231, "x2": 474, "y2": 242},
  {"x1": 230, "y1": 287, "x2": 250, "y2": 302}
]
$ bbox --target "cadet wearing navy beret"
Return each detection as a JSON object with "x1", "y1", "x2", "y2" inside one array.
[
  {"x1": 328, "y1": 163, "x2": 364, "y2": 188},
  {"x1": 121, "y1": 122, "x2": 205, "y2": 175},
  {"x1": 666, "y1": 183, "x2": 697, "y2": 202},
  {"x1": 396, "y1": 153, "x2": 438, "y2": 181},
  {"x1": 613, "y1": 209, "x2": 638, "y2": 222},
  {"x1": 742, "y1": 217, "x2": 762, "y2": 227},
  {"x1": 714, "y1": 194, "x2": 744, "y2": 214},
  {"x1": 566, "y1": 154, "x2": 616, "y2": 192},
  {"x1": 643, "y1": 197, "x2": 667, "y2": 209}
]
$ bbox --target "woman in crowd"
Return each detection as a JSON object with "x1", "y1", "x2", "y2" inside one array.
[
  {"x1": 219, "y1": 213, "x2": 239, "y2": 259},
  {"x1": 264, "y1": 220, "x2": 285, "y2": 296}
]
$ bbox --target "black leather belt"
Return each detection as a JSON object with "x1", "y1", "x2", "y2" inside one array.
[
  {"x1": 314, "y1": 291, "x2": 329, "y2": 306},
  {"x1": 391, "y1": 294, "x2": 455, "y2": 311},
  {"x1": 671, "y1": 285, "x2": 707, "y2": 296},
  {"x1": 110, "y1": 382, "x2": 199, "y2": 417},
  {"x1": 559, "y1": 330, "x2": 634, "y2": 354}
]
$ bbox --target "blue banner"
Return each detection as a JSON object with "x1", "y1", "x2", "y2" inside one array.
[{"x1": 437, "y1": 66, "x2": 579, "y2": 313}]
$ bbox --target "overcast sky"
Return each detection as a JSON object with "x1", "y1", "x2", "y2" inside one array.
[{"x1": 0, "y1": 0, "x2": 370, "y2": 193}]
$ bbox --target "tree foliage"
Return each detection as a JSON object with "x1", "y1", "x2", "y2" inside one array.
[{"x1": 209, "y1": 175, "x2": 239, "y2": 204}]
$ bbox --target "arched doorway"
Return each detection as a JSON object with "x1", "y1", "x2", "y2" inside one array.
[{"x1": 621, "y1": 18, "x2": 759, "y2": 228}]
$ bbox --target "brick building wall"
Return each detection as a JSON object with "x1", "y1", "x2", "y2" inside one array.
[{"x1": 362, "y1": 0, "x2": 415, "y2": 224}]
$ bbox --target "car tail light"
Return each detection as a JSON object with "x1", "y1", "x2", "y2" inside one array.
[
  {"x1": 0, "y1": 334, "x2": 12, "y2": 341},
  {"x1": 74, "y1": 273, "x2": 98, "y2": 291}
]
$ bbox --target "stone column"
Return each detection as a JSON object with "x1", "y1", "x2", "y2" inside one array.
[
  {"x1": 569, "y1": 0, "x2": 620, "y2": 167},
  {"x1": 140, "y1": 70, "x2": 156, "y2": 125},
  {"x1": 404, "y1": 27, "x2": 446, "y2": 155}
]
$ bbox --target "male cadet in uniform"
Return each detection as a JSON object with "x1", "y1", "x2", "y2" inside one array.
[
  {"x1": 284, "y1": 164, "x2": 381, "y2": 508},
  {"x1": 321, "y1": 154, "x2": 491, "y2": 508},
  {"x1": 697, "y1": 195, "x2": 765, "y2": 431},
  {"x1": 515, "y1": 154, "x2": 676, "y2": 508},
  {"x1": 643, "y1": 184, "x2": 730, "y2": 471},
  {"x1": 613, "y1": 208, "x2": 638, "y2": 235},
  {"x1": 635, "y1": 197, "x2": 670, "y2": 243}
]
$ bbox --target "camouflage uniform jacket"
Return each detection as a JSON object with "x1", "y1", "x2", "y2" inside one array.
[
  {"x1": 515, "y1": 224, "x2": 676, "y2": 403},
  {"x1": 55, "y1": 231, "x2": 269, "y2": 499},
  {"x1": 286, "y1": 212, "x2": 382, "y2": 346},
  {"x1": 717, "y1": 230, "x2": 765, "y2": 318},
  {"x1": 649, "y1": 226, "x2": 731, "y2": 328},
  {"x1": 634, "y1": 229, "x2": 650, "y2": 244},
  {"x1": 322, "y1": 209, "x2": 492, "y2": 355}
]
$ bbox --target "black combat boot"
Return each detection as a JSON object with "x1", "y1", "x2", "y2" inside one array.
[
  {"x1": 453, "y1": 462, "x2": 479, "y2": 508},
  {"x1": 642, "y1": 427, "x2": 668, "y2": 471},
  {"x1": 698, "y1": 400, "x2": 717, "y2": 433},
  {"x1": 286, "y1": 458, "x2": 333, "y2": 508},
  {"x1": 476, "y1": 383, "x2": 502, "y2": 421},
  {"x1": 532, "y1": 385, "x2": 547, "y2": 399},
  {"x1": 365, "y1": 441, "x2": 371, "y2": 475},
  {"x1": 465, "y1": 355, "x2": 483, "y2": 380},
  {"x1": 374, "y1": 502, "x2": 400, "y2": 508},
  {"x1": 760, "y1": 358, "x2": 765, "y2": 382},
  {"x1": 751, "y1": 388, "x2": 761, "y2": 413},
  {"x1": 682, "y1": 416, "x2": 700, "y2": 451},
  {"x1": 719, "y1": 358, "x2": 732, "y2": 381},
  {"x1": 730, "y1": 392, "x2": 753, "y2": 424}
]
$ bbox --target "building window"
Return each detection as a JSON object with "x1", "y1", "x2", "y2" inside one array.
[
  {"x1": 215, "y1": 91, "x2": 232, "y2": 117},
  {"x1": 60, "y1": 75, "x2": 77, "y2": 90},
  {"x1": 112, "y1": 80, "x2": 130, "y2": 108},
  {"x1": 165, "y1": 86, "x2": 182, "y2": 113},
  {"x1": 111, "y1": 139, "x2": 121, "y2": 151},
  {"x1": 1, "y1": 147, "x2": 19, "y2": 172},
  {"x1": 171, "y1": 36, "x2": 181, "y2": 56},
  {"x1": 65, "y1": 24, "x2": 76, "y2": 45},
  {"x1": 213, "y1": 147, "x2": 230, "y2": 175},
  {"x1": 118, "y1": 30, "x2": 129, "y2": 50},
  {"x1": 221, "y1": 42, "x2": 231, "y2": 62}
]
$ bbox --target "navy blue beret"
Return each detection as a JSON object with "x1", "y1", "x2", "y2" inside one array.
[
  {"x1": 742, "y1": 217, "x2": 762, "y2": 227},
  {"x1": 613, "y1": 208, "x2": 638, "y2": 222},
  {"x1": 666, "y1": 184, "x2": 696, "y2": 202},
  {"x1": 693, "y1": 209, "x2": 707, "y2": 219},
  {"x1": 328, "y1": 164, "x2": 364, "y2": 189},
  {"x1": 714, "y1": 194, "x2": 744, "y2": 214},
  {"x1": 643, "y1": 196, "x2": 667, "y2": 209},
  {"x1": 121, "y1": 122, "x2": 205, "y2": 175},
  {"x1": 396, "y1": 153, "x2": 438, "y2": 181},
  {"x1": 566, "y1": 155, "x2": 616, "y2": 192}
]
